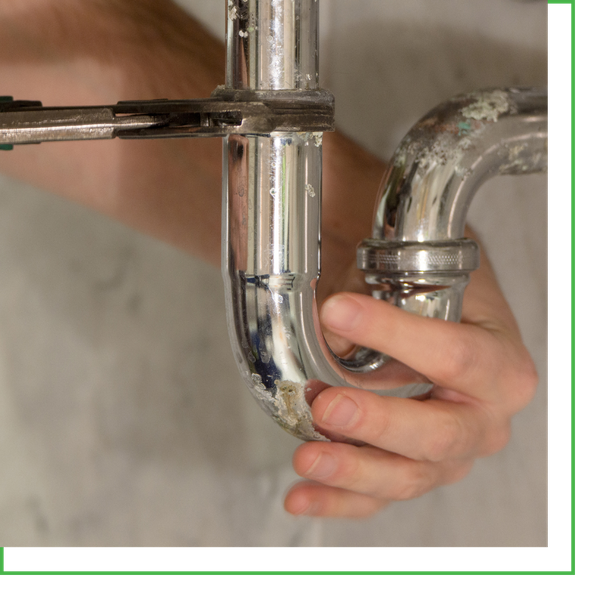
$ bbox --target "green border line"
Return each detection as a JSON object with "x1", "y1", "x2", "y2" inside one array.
[
  {"x1": 0, "y1": 0, "x2": 575, "y2": 576},
  {"x1": 548, "y1": 0, "x2": 579, "y2": 577}
]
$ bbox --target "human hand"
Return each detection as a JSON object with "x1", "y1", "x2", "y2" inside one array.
[{"x1": 285, "y1": 245, "x2": 539, "y2": 518}]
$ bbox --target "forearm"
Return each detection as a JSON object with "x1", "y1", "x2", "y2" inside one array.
[{"x1": 0, "y1": 0, "x2": 226, "y2": 262}]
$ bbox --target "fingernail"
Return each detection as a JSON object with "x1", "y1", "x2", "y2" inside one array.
[
  {"x1": 290, "y1": 497, "x2": 311, "y2": 516},
  {"x1": 296, "y1": 500, "x2": 321, "y2": 517},
  {"x1": 305, "y1": 452, "x2": 337, "y2": 480},
  {"x1": 321, "y1": 394, "x2": 358, "y2": 428},
  {"x1": 321, "y1": 295, "x2": 362, "y2": 331},
  {"x1": 286, "y1": 494, "x2": 319, "y2": 516}
]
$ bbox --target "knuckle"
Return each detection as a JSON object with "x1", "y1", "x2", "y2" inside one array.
[
  {"x1": 367, "y1": 402, "x2": 394, "y2": 442},
  {"x1": 481, "y1": 421, "x2": 512, "y2": 456},
  {"x1": 495, "y1": 341, "x2": 539, "y2": 411},
  {"x1": 437, "y1": 334, "x2": 478, "y2": 383},
  {"x1": 445, "y1": 460, "x2": 474, "y2": 485},
  {"x1": 393, "y1": 464, "x2": 435, "y2": 500},
  {"x1": 498, "y1": 350, "x2": 539, "y2": 413},
  {"x1": 421, "y1": 410, "x2": 462, "y2": 462},
  {"x1": 513, "y1": 354, "x2": 539, "y2": 409},
  {"x1": 335, "y1": 453, "x2": 363, "y2": 488},
  {"x1": 361, "y1": 499, "x2": 390, "y2": 518}
]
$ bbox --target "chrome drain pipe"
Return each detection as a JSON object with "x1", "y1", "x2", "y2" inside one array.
[
  {"x1": 358, "y1": 88, "x2": 548, "y2": 322},
  {"x1": 222, "y1": 1, "x2": 548, "y2": 441}
]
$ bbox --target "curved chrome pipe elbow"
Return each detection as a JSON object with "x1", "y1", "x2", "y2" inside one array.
[
  {"x1": 222, "y1": 1, "x2": 548, "y2": 441},
  {"x1": 358, "y1": 87, "x2": 547, "y2": 321}
]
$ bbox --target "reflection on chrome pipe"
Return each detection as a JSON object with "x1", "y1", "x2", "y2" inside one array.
[
  {"x1": 372, "y1": 88, "x2": 547, "y2": 243},
  {"x1": 222, "y1": 1, "x2": 548, "y2": 441},
  {"x1": 224, "y1": 0, "x2": 325, "y2": 440},
  {"x1": 223, "y1": 131, "x2": 329, "y2": 440},
  {"x1": 226, "y1": 0, "x2": 319, "y2": 91},
  {"x1": 358, "y1": 87, "x2": 548, "y2": 321}
]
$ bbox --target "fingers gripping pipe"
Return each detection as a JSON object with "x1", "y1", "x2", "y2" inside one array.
[{"x1": 222, "y1": 1, "x2": 548, "y2": 440}]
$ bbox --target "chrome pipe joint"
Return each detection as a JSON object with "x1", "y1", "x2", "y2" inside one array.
[
  {"x1": 359, "y1": 87, "x2": 548, "y2": 322},
  {"x1": 222, "y1": 1, "x2": 548, "y2": 441}
]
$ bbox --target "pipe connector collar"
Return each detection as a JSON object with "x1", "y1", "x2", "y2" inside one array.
[{"x1": 357, "y1": 238, "x2": 480, "y2": 274}]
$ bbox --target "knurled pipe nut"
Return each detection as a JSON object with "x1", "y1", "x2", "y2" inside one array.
[{"x1": 356, "y1": 238, "x2": 480, "y2": 273}]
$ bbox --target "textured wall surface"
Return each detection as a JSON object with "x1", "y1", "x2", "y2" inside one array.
[{"x1": 0, "y1": 0, "x2": 547, "y2": 547}]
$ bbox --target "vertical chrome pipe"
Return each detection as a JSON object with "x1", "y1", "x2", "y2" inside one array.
[
  {"x1": 223, "y1": 0, "x2": 327, "y2": 440},
  {"x1": 226, "y1": 0, "x2": 319, "y2": 91}
]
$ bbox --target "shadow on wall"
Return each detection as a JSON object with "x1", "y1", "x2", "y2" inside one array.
[{"x1": 322, "y1": 22, "x2": 547, "y2": 158}]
